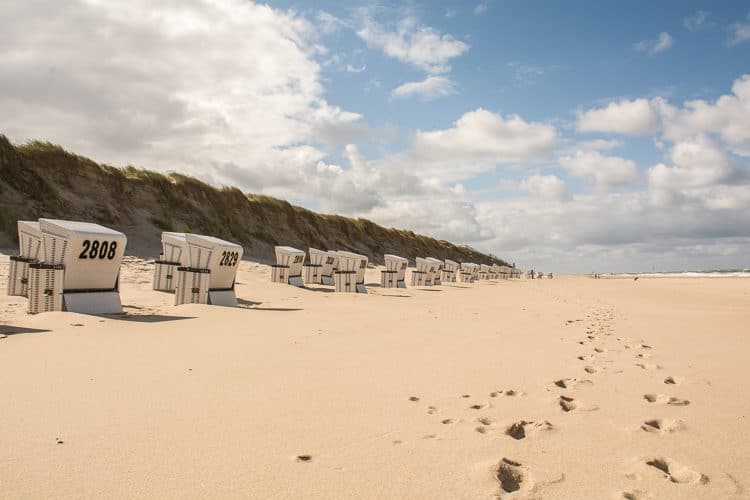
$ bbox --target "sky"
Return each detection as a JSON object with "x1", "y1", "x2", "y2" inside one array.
[{"x1": 1, "y1": 0, "x2": 749, "y2": 273}]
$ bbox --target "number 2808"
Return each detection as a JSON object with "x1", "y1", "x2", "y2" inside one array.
[{"x1": 78, "y1": 240, "x2": 118, "y2": 260}]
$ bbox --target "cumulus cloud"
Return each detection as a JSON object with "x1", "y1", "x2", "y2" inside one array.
[
  {"x1": 647, "y1": 136, "x2": 735, "y2": 189},
  {"x1": 634, "y1": 32, "x2": 673, "y2": 55},
  {"x1": 730, "y1": 15, "x2": 750, "y2": 45},
  {"x1": 367, "y1": 199, "x2": 490, "y2": 242},
  {"x1": 661, "y1": 74, "x2": 750, "y2": 155},
  {"x1": 576, "y1": 139, "x2": 623, "y2": 151},
  {"x1": 577, "y1": 98, "x2": 664, "y2": 134},
  {"x1": 520, "y1": 175, "x2": 569, "y2": 201},
  {"x1": 560, "y1": 151, "x2": 639, "y2": 189},
  {"x1": 356, "y1": 16, "x2": 469, "y2": 74},
  {"x1": 391, "y1": 76, "x2": 457, "y2": 100},
  {"x1": 0, "y1": 0, "x2": 358, "y2": 174},
  {"x1": 474, "y1": 3, "x2": 489, "y2": 15},
  {"x1": 412, "y1": 108, "x2": 557, "y2": 166},
  {"x1": 684, "y1": 11, "x2": 709, "y2": 31}
]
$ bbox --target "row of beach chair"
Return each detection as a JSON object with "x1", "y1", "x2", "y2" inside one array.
[{"x1": 6, "y1": 219, "x2": 525, "y2": 315}]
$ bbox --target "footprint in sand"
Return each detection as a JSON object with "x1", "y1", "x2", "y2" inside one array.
[
  {"x1": 494, "y1": 458, "x2": 532, "y2": 495},
  {"x1": 469, "y1": 403, "x2": 488, "y2": 410},
  {"x1": 644, "y1": 457, "x2": 709, "y2": 484},
  {"x1": 584, "y1": 366, "x2": 599, "y2": 374},
  {"x1": 505, "y1": 420, "x2": 554, "y2": 440},
  {"x1": 441, "y1": 418, "x2": 455, "y2": 425},
  {"x1": 578, "y1": 354, "x2": 594, "y2": 361},
  {"x1": 553, "y1": 378, "x2": 593, "y2": 389},
  {"x1": 634, "y1": 363, "x2": 663, "y2": 371},
  {"x1": 427, "y1": 406, "x2": 438, "y2": 415},
  {"x1": 559, "y1": 395, "x2": 578, "y2": 412},
  {"x1": 643, "y1": 394, "x2": 690, "y2": 406},
  {"x1": 559, "y1": 395, "x2": 599, "y2": 412},
  {"x1": 620, "y1": 490, "x2": 651, "y2": 500},
  {"x1": 594, "y1": 347, "x2": 607, "y2": 353},
  {"x1": 640, "y1": 418, "x2": 685, "y2": 434},
  {"x1": 663, "y1": 376, "x2": 683, "y2": 385}
]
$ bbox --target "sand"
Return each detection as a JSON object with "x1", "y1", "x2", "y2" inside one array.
[{"x1": 1, "y1": 255, "x2": 749, "y2": 499}]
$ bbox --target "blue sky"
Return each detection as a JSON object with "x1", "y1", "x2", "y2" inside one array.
[{"x1": 1, "y1": 1, "x2": 749, "y2": 272}]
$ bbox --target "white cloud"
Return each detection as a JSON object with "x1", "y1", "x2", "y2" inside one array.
[
  {"x1": 730, "y1": 15, "x2": 750, "y2": 45},
  {"x1": 661, "y1": 74, "x2": 750, "y2": 155},
  {"x1": 560, "y1": 151, "x2": 639, "y2": 189},
  {"x1": 647, "y1": 136, "x2": 734, "y2": 189},
  {"x1": 474, "y1": 3, "x2": 488, "y2": 15},
  {"x1": 684, "y1": 11, "x2": 709, "y2": 31},
  {"x1": 520, "y1": 175, "x2": 569, "y2": 201},
  {"x1": 507, "y1": 62, "x2": 545, "y2": 84},
  {"x1": 356, "y1": 16, "x2": 469, "y2": 74},
  {"x1": 634, "y1": 32, "x2": 673, "y2": 55},
  {"x1": 577, "y1": 98, "x2": 663, "y2": 134},
  {"x1": 367, "y1": 199, "x2": 490, "y2": 242},
  {"x1": 576, "y1": 139, "x2": 623, "y2": 151},
  {"x1": 391, "y1": 76, "x2": 457, "y2": 100},
  {"x1": 412, "y1": 108, "x2": 557, "y2": 166},
  {"x1": 0, "y1": 0, "x2": 355, "y2": 172},
  {"x1": 345, "y1": 64, "x2": 366, "y2": 73},
  {"x1": 317, "y1": 11, "x2": 345, "y2": 34}
]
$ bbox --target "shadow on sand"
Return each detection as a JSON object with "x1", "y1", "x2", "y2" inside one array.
[
  {"x1": 103, "y1": 313, "x2": 196, "y2": 323},
  {"x1": 0, "y1": 325, "x2": 51, "y2": 336}
]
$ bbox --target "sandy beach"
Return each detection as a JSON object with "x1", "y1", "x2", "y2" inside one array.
[{"x1": 0, "y1": 255, "x2": 747, "y2": 499}]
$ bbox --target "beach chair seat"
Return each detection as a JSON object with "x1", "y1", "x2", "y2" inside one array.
[
  {"x1": 25, "y1": 219, "x2": 127, "y2": 314},
  {"x1": 335, "y1": 251, "x2": 368, "y2": 293},
  {"x1": 383, "y1": 254, "x2": 408, "y2": 288},
  {"x1": 272, "y1": 246, "x2": 305, "y2": 287}
]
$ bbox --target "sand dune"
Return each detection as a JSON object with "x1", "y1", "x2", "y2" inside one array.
[{"x1": 1, "y1": 255, "x2": 749, "y2": 498}]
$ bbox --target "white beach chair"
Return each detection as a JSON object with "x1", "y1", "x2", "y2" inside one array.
[
  {"x1": 153, "y1": 232, "x2": 188, "y2": 292},
  {"x1": 320, "y1": 250, "x2": 338, "y2": 286},
  {"x1": 479, "y1": 264, "x2": 490, "y2": 280},
  {"x1": 7, "y1": 221, "x2": 43, "y2": 297},
  {"x1": 442, "y1": 259, "x2": 459, "y2": 283},
  {"x1": 412, "y1": 257, "x2": 431, "y2": 286},
  {"x1": 459, "y1": 262, "x2": 475, "y2": 283},
  {"x1": 426, "y1": 257, "x2": 444, "y2": 285},
  {"x1": 335, "y1": 251, "x2": 368, "y2": 293},
  {"x1": 382, "y1": 254, "x2": 408, "y2": 288},
  {"x1": 173, "y1": 233, "x2": 243, "y2": 306},
  {"x1": 272, "y1": 246, "x2": 305, "y2": 287},
  {"x1": 304, "y1": 248, "x2": 327, "y2": 285},
  {"x1": 24, "y1": 219, "x2": 127, "y2": 315}
]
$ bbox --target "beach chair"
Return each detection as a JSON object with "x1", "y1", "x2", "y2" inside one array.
[
  {"x1": 382, "y1": 254, "x2": 408, "y2": 288},
  {"x1": 426, "y1": 257, "x2": 444, "y2": 285},
  {"x1": 304, "y1": 248, "x2": 328, "y2": 285},
  {"x1": 479, "y1": 264, "x2": 490, "y2": 280},
  {"x1": 25, "y1": 219, "x2": 127, "y2": 314},
  {"x1": 320, "y1": 250, "x2": 338, "y2": 285},
  {"x1": 153, "y1": 232, "x2": 188, "y2": 292},
  {"x1": 173, "y1": 233, "x2": 243, "y2": 306},
  {"x1": 442, "y1": 259, "x2": 459, "y2": 283},
  {"x1": 7, "y1": 221, "x2": 43, "y2": 297},
  {"x1": 460, "y1": 263, "x2": 476, "y2": 283},
  {"x1": 335, "y1": 251, "x2": 368, "y2": 293},
  {"x1": 412, "y1": 257, "x2": 431, "y2": 286},
  {"x1": 272, "y1": 246, "x2": 305, "y2": 287}
]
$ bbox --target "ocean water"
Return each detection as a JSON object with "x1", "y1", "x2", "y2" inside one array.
[{"x1": 608, "y1": 270, "x2": 750, "y2": 278}]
